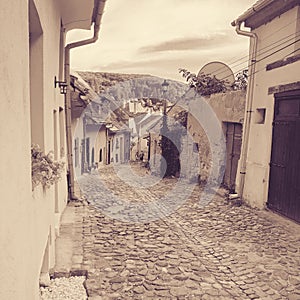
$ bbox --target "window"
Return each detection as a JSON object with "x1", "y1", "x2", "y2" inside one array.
[
  {"x1": 29, "y1": 0, "x2": 44, "y2": 148},
  {"x1": 59, "y1": 107, "x2": 65, "y2": 157},
  {"x1": 58, "y1": 22, "x2": 64, "y2": 80},
  {"x1": 193, "y1": 142, "x2": 199, "y2": 152},
  {"x1": 99, "y1": 148, "x2": 103, "y2": 162},
  {"x1": 53, "y1": 110, "x2": 58, "y2": 160},
  {"x1": 255, "y1": 108, "x2": 266, "y2": 124}
]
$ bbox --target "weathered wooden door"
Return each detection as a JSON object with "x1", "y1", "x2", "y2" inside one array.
[
  {"x1": 223, "y1": 123, "x2": 242, "y2": 192},
  {"x1": 268, "y1": 90, "x2": 300, "y2": 223}
]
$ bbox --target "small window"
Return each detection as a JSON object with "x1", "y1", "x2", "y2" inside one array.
[
  {"x1": 59, "y1": 107, "x2": 65, "y2": 157},
  {"x1": 255, "y1": 108, "x2": 266, "y2": 124},
  {"x1": 193, "y1": 142, "x2": 199, "y2": 152}
]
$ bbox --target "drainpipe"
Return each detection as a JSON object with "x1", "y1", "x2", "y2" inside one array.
[
  {"x1": 231, "y1": 20, "x2": 258, "y2": 199},
  {"x1": 64, "y1": 0, "x2": 106, "y2": 200}
]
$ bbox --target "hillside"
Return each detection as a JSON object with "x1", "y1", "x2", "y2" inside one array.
[
  {"x1": 77, "y1": 71, "x2": 189, "y2": 109},
  {"x1": 77, "y1": 71, "x2": 149, "y2": 95}
]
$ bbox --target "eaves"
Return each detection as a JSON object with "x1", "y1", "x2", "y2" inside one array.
[{"x1": 232, "y1": 0, "x2": 300, "y2": 29}]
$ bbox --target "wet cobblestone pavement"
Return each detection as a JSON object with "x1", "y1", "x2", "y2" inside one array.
[{"x1": 75, "y1": 163, "x2": 300, "y2": 300}]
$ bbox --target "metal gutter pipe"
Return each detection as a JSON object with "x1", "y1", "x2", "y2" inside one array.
[
  {"x1": 64, "y1": 0, "x2": 107, "y2": 200},
  {"x1": 232, "y1": 21, "x2": 258, "y2": 200}
]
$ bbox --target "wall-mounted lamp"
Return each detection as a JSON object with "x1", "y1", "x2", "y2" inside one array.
[{"x1": 54, "y1": 76, "x2": 68, "y2": 94}]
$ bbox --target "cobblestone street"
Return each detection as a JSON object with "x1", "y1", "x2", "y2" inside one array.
[{"x1": 67, "y1": 163, "x2": 300, "y2": 300}]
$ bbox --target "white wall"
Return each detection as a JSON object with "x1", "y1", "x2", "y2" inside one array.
[
  {"x1": 112, "y1": 131, "x2": 130, "y2": 164},
  {"x1": 0, "y1": 0, "x2": 71, "y2": 298},
  {"x1": 0, "y1": 1, "x2": 34, "y2": 298},
  {"x1": 72, "y1": 117, "x2": 84, "y2": 178},
  {"x1": 86, "y1": 125, "x2": 99, "y2": 167},
  {"x1": 95, "y1": 126, "x2": 107, "y2": 165},
  {"x1": 240, "y1": 6, "x2": 300, "y2": 208}
]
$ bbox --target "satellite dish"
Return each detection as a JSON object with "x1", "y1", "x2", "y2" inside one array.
[{"x1": 197, "y1": 61, "x2": 235, "y2": 86}]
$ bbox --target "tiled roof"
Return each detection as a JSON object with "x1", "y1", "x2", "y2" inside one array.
[
  {"x1": 232, "y1": 0, "x2": 270, "y2": 25},
  {"x1": 232, "y1": 0, "x2": 299, "y2": 28}
]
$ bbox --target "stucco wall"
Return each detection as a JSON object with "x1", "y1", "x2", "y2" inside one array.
[
  {"x1": 209, "y1": 90, "x2": 245, "y2": 124},
  {"x1": 148, "y1": 133, "x2": 162, "y2": 174},
  {"x1": 113, "y1": 132, "x2": 129, "y2": 164},
  {"x1": 240, "y1": 6, "x2": 300, "y2": 208},
  {"x1": 72, "y1": 117, "x2": 84, "y2": 178},
  {"x1": 95, "y1": 127, "x2": 107, "y2": 165},
  {"x1": 0, "y1": 1, "x2": 33, "y2": 298},
  {"x1": 0, "y1": 0, "x2": 68, "y2": 298},
  {"x1": 86, "y1": 125, "x2": 100, "y2": 167}
]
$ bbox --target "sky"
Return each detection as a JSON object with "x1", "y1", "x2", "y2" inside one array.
[{"x1": 67, "y1": 0, "x2": 255, "y2": 82}]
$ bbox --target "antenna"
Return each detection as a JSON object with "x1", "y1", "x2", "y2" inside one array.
[{"x1": 198, "y1": 61, "x2": 235, "y2": 86}]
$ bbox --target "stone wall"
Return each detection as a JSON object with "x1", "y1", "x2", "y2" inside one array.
[{"x1": 180, "y1": 90, "x2": 246, "y2": 183}]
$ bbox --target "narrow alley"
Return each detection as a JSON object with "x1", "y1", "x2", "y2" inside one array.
[{"x1": 55, "y1": 163, "x2": 300, "y2": 300}]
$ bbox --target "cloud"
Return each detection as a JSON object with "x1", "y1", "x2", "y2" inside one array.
[
  {"x1": 84, "y1": 41, "x2": 248, "y2": 82},
  {"x1": 139, "y1": 31, "x2": 236, "y2": 54}
]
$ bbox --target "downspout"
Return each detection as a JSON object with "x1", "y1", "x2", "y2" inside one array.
[
  {"x1": 65, "y1": 0, "x2": 106, "y2": 200},
  {"x1": 231, "y1": 20, "x2": 258, "y2": 200}
]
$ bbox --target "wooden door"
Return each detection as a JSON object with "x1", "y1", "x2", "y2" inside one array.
[
  {"x1": 86, "y1": 138, "x2": 90, "y2": 169},
  {"x1": 91, "y1": 147, "x2": 95, "y2": 165},
  {"x1": 107, "y1": 140, "x2": 111, "y2": 164},
  {"x1": 81, "y1": 139, "x2": 85, "y2": 174},
  {"x1": 223, "y1": 123, "x2": 242, "y2": 192},
  {"x1": 120, "y1": 137, "x2": 124, "y2": 163},
  {"x1": 268, "y1": 90, "x2": 300, "y2": 223}
]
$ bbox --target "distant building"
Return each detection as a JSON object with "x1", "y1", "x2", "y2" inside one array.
[
  {"x1": 113, "y1": 128, "x2": 131, "y2": 164},
  {"x1": 71, "y1": 72, "x2": 99, "y2": 176},
  {"x1": 232, "y1": 0, "x2": 300, "y2": 222},
  {"x1": 71, "y1": 73, "x2": 132, "y2": 170},
  {"x1": 146, "y1": 89, "x2": 245, "y2": 183},
  {"x1": 130, "y1": 112, "x2": 162, "y2": 161}
]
